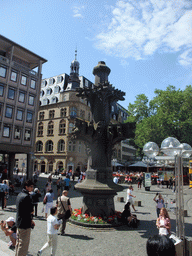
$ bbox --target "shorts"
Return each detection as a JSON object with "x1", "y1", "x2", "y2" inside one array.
[{"x1": 128, "y1": 198, "x2": 134, "y2": 205}]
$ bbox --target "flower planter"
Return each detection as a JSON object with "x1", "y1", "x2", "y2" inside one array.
[{"x1": 69, "y1": 218, "x2": 124, "y2": 228}]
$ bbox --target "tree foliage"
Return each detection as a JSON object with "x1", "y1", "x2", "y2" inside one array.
[{"x1": 125, "y1": 85, "x2": 192, "y2": 155}]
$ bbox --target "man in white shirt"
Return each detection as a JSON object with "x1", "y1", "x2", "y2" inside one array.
[
  {"x1": 37, "y1": 207, "x2": 61, "y2": 256},
  {"x1": 113, "y1": 176, "x2": 119, "y2": 184},
  {"x1": 126, "y1": 185, "x2": 136, "y2": 212}
]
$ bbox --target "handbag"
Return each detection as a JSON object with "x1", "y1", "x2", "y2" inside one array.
[
  {"x1": 59, "y1": 197, "x2": 71, "y2": 220},
  {"x1": 43, "y1": 196, "x2": 47, "y2": 205}
]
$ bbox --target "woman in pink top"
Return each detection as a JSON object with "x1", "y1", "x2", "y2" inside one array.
[{"x1": 156, "y1": 208, "x2": 171, "y2": 236}]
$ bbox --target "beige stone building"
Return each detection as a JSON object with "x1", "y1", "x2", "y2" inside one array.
[
  {"x1": 0, "y1": 35, "x2": 46, "y2": 180},
  {"x1": 34, "y1": 54, "x2": 133, "y2": 174}
]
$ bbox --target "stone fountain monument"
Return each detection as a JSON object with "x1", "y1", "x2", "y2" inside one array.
[{"x1": 73, "y1": 61, "x2": 135, "y2": 217}]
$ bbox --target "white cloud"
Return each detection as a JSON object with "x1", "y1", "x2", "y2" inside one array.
[
  {"x1": 72, "y1": 6, "x2": 84, "y2": 18},
  {"x1": 95, "y1": 0, "x2": 192, "y2": 66}
]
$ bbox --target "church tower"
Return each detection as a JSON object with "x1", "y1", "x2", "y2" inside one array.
[{"x1": 66, "y1": 50, "x2": 80, "y2": 90}]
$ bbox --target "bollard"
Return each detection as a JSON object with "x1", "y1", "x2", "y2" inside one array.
[
  {"x1": 117, "y1": 197, "x2": 124, "y2": 202},
  {"x1": 134, "y1": 201, "x2": 141, "y2": 206}
]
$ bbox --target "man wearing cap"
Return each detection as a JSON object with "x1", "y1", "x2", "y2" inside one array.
[
  {"x1": 31, "y1": 188, "x2": 41, "y2": 217},
  {"x1": 15, "y1": 180, "x2": 35, "y2": 256},
  {"x1": 0, "y1": 216, "x2": 17, "y2": 249},
  {"x1": 56, "y1": 190, "x2": 72, "y2": 235}
]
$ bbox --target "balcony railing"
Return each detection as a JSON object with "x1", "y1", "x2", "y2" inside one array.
[
  {"x1": 0, "y1": 56, "x2": 10, "y2": 65},
  {"x1": 12, "y1": 61, "x2": 38, "y2": 77}
]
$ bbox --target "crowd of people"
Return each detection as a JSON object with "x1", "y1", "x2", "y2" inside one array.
[{"x1": 0, "y1": 168, "x2": 178, "y2": 256}]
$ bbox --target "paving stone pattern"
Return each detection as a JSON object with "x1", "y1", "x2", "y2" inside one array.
[{"x1": 0, "y1": 175, "x2": 192, "y2": 256}]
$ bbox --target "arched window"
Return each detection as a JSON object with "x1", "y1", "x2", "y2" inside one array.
[
  {"x1": 36, "y1": 141, "x2": 43, "y2": 152},
  {"x1": 37, "y1": 122, "x2": 43, "y2": 136},
  {"x1": 48, "y1": 161, "x2": 53, "y2": 173},
  {"x1": 48, "y1": 121, "x2": 54, "y2": 135},
  {"x1": 59, "y1": 120, "x2": 66, "y2": 134},
  {"x1": 70, "y1": 107, "x2": 77, "y2": 117},
  {"x1": 58, "y1": 139, "x2": 65, "y2": 152},
  {"x1": 68, "y1": 141, "x2": 76, "y2": 152},
  {"x1": 60, "y1": 108, "x2": 67, "y2": 117},
  {"x1": 69, "y1": 123, "x2": 75, "y2": 133},
  {"x1": 46, "y1": 140, "x2": 53, "y2": 152},
  {"x1": 49, "y1": 110, "x2": 55, "y2": 119},
  {"x1": 78, "y1": 141, "x2": 82, "y2": 153},
  {"x1": 57, "y1": 161, "x2": 63, "y2": 171}
]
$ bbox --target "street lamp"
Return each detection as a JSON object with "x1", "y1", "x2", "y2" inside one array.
[{"x1": 143, "y1": 137, "x2": 192, "y2": 246}]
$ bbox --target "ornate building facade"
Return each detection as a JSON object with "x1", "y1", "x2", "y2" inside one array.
[{"x1": 34, "y1": 53, "x2": 132, "y2": 174}]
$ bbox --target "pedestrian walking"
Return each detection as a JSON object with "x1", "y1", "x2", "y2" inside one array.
[
  {"x1": 0, "y1": 179, "x2": 8, "y2": 210},
  {"x1": 56, "y1": 190, "x2": 72, "y2": 235},
  {"x1": 44, "y1": 188, "x2": 54, "y2": 219},
  {"x1": 37, "y1": 207, "x2": 61, "y2": 256},
  {"x1": 126, "y1": 185, "x2": 136, "y2": 212},
  {"x1": 15, "y1": 180, "x2": 35, "y2": 256},
  {"x1": 31, "y1": 188, "x2": 41, "y2": 217},
  {"x1": 153, "y1": 193, "x2": 164, "y2": 217},
  {"x1": 63, "y1": 175, "x2": 70, "y2": 191}
]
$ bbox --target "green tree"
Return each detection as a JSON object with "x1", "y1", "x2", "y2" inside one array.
[{"x1": 126, "y1": 85, "x2": 192, "y2": 156}]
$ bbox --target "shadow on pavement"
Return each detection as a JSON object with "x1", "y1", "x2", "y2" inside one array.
[{"x1": 64, "y1": 234, "x2": 94, "y2": 240}]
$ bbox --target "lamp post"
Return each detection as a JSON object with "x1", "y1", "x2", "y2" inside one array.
[{"x1": 143, "y1": 137, "x2": 192, "y2": 254}]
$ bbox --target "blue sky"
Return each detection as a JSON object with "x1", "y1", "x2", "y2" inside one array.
[{"x1": 1, "y1": 0, "x2": 192, "y2": 109}]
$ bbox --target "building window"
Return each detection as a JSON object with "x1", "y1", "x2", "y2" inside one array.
[
  {"x1": 59, "y1": 120, "x2": 66, "y2": 134},
  {"x1": 0, "y1": 84, "x2": 4, "y2": 96},
  {"x1": 112, "y1": 106, "x2": 114, "y2": 112},
  {"x1": 36, "y1": 141, "x2": 43, "y2": 152},
  {"x1": 38, "y1": 122, "x2": 43, "y2": 136},
  {"x1": 113, "y1": 114, "x2": 116, "y2": 120},
  {"x1": 70, "y1": 107, "x2": 77, "y2": 117},
  {"x1": 5, "y1": 106, "x2": 13, "y2": 118},
  {"x1": 54, "y1": 86, "x2": 60, "y2": 93},
  {"x1": 41, "y1": 80, "x2": 47, "y2": 87},
  {"x1": 8, "y1": 88, "x2": 15, "y2": 100},
  {"x1": 68, "y1": 141, "x2": 76, "y2": 152},
  {"x1": 10, "y1": 71, "x2": 17, "y2": 82},
  {"x1": 21, "y1": 75, "x2": 27, "y2": 85},
  {"x1": 30, "y1": 79, "x2": 36, "y2": 89},
  {"x1": 49, "y1": 78, "x2": 55, "y2": 85},
  {"x1": 69, "y1": 123, "x2": 75, "y2": 133},
  {"x1": 40, "y1": 90, "x2": 44, "y2": 97},
  {"x1": 0, "y1": 104, "x2": 3, "y2": 119},
  {"x1": 24, "y1": 129, "x2": 31, "y2": 141},
  {"x1": 42, "y1": 98, "x2": 49, "y2": 105},
  {"x1": 14, "y1": 127, "x2": 21, "y2": 139},
  {"x1": 0, "y1": 66, "x2": 7, "y2": 78},
  {"x1": 16, "y1": 109, "x2": 23, "y2": 121},
  {"x1": 58, "y1": 139, "x2": 65, "y2": 152},
  {"x1": 49, "y1": 110, "x2": 55, "y2": 119},
  {"x1": 39, "y1": 111, "x2": 44, "y2": 120},
  {"x1": 48, "y1": 121, "x2": 54, "y2": 135},
  {"x1": 26, "y1": 112, "x2": 33, "y2": 123},
  {"x1": 46, "y1": 88, "x2": 52, "y2": 95},
  {"x1": 51, "y1": 97, "x2": 58, "y2": 104},
  {"x1": 60, "y1": 108, "x2": 67, "y2": 117},
  {"x1": 28, "y1": 95, "x2": 35, "y2": 106},
  {"x1": 3, "y1": 125, "x2": 10, "y2": 137},
  {"x1": 57, "y1": 76, "x2": 63, "y2": 83},
  {"x1": 46, "y1": 140, "x2": 53, "y2": 152},
  {"x1": 18, "y1": 92, "x2": 25, "y2": 103}
]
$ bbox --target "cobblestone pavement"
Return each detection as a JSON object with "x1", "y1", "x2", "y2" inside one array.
[{"x1": 0, "y1": 175, "x2": 192, "y2": 256}]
